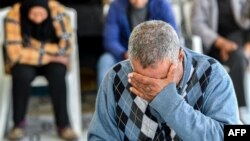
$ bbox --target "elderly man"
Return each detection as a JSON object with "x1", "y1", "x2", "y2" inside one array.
[{"x1": 88, "y1": 20, "x2": 241, "y2": 141}]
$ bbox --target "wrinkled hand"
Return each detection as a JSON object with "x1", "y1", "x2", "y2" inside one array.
[
  {"x1": 49, "y1": 56, "x2": 69, "y2": 66},
  {"x1": 128, "y1": 63, "x2": 178, "y2": 102}
]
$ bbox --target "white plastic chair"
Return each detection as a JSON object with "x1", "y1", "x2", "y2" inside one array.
[
  {"x1": 171, "y1": 0, "x2": 203, "y2": 54},
  {"x1": 0, "y1": 6, "x2": 12, "y2": 140},
  {"x1": 0, "y1": 6, "x2": 82, "y2": 140}
]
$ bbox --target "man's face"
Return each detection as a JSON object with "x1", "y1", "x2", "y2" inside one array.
[
  {"x1": 131, "y1": 59, "x2": 171, "y2": 79},
  {"x1": 129, "y1": 0, "x2": 148, "y2": 9}
]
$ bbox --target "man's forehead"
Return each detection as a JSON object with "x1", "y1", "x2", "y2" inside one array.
[{"x1": 130, "y1": 59, "x2": 171, "y2": 79}]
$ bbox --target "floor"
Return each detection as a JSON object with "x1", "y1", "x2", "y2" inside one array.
[
  {"x1": 5, "y1": 116, "x2": 88, "y2": 141},
  {"x1": 4, "y1": 93, "x2": 97, "y2": 141}
]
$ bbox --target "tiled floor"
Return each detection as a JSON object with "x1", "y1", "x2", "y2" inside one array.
[
  {"x1": 4, "y1": 93, "x2": 96, "y2": 141},
  {"x1": 4, "y1": 116, "x2": 90, "y2": 141}
]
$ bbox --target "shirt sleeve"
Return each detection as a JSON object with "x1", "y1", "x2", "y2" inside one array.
[
  {"x1": 31, "y1": 3, "x2": 73, "y2": 57},
  {"x1": 103, "y1": 3, "x2": 127, "y2": 60},
  {"x1": 191, "y1": 0, "x2": 219, "y2": 52},
  {"x1": 149, "y1": 64, "x2": 241, "y2": 141}
]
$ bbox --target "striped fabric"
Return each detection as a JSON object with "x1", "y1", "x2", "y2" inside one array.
[
  {"x1": 112, "y1": 58, "x2": 216, "y2": 141},
  {"x1": 4, "y1": 0, "x2": 72, "y2": 66}
]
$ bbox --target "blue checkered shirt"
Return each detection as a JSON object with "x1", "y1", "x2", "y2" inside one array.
[{"x1": 88, "y1": 47, "x2": 241, "y2": 141}]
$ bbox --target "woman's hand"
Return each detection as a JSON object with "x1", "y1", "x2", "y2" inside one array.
[{"x1": 49, "y1": 56, "x2": 70, "y2": 66}]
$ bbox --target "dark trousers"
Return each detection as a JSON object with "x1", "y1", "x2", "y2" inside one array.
[
  {"x1": 11, "y1": 63, "x2": 70, "y2": 128},
  {"x1": 208, "y1": 31, "x2": 248, "y2": 107}
]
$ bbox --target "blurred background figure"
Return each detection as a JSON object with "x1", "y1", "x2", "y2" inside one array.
[
  {"x1": 97, "y1": 0, "x2": 178, "y2": 86},
  {"x1": 4, "y1": 0, "x2": 78, "y2": 140},
  {"x1": 191, "y1": 0, "x2": 250, "y2": 123}
]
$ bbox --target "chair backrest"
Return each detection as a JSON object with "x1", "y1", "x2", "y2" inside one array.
[
  {"x1": 171, "y1": 0, "x2": 194, "y2": 37},
  {"x1": 182, "y1": 0, "x2": 194, "y2": 38},
  {"x1": 31, "y1": 6, "x2": 79, "y2": 87},
  {"x1": 171, "y1": 0, "x2": 204, "y2": 54},
  {"x1": 0, "y1": 7, "x2": 10, "y2": 78},
  {"x1": 64, "y1": 6, "x2": 78, "y2": 67}
]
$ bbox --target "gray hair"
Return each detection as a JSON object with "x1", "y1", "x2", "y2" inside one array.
[{"x1": 128, "y1": 20, "x2": 180, "y2": 68}]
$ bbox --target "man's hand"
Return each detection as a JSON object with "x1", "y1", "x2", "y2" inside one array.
[
  {"x1": 214, "y1": 37, "x2": 237, "y2": 61},
  {"x1": 128, "y1": 63, "x2": 178, "y2": 102}
]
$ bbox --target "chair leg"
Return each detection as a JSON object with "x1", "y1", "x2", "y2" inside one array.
[
  {"x1": 66, "y1": 72, "x2": 82, "y2": 136},
  {"x1": 0, "y1": 76, "x2": 12, "y2": 140}
]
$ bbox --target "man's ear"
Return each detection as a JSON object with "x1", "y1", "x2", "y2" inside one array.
[{"x1": 178, "y1": 49, "x2": 184, "y2": 62}]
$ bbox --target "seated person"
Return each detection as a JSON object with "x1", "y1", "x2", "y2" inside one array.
[
  {"x1": 88, "y1": 20, "x2": 241, "y2": 141},
  {"x1": 5, "y1": 0, "x2": 77, "y2": 140},
  {"x1": 191, "y1": 0, "x2": 250, "y2": 123},
  {"x1": 97, "y1": 0, "x2": 178, "y2": 86}
]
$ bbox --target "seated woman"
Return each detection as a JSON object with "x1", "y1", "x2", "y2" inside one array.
[{"x1": 5, "y1": 0, "x2": 77, "y2": 140}]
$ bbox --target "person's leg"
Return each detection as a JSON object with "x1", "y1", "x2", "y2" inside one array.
[
  {"x1": 41, "y1": 63, "x2": 69, "y2": 128},
  {"x1": 209, "y1": 42, "x2": 248, "y2": 107},
  {"x1": 8, "y1": 64, "x2": 37, "y2": 140},
  {"x1": 97, "y1": 53, "x2": 117, "y2": 87},
  {"x1": 11, "y1": 64, "x2": 37, "y2": 127},
  {"x1": 224, "y1": 49, "x2": 248, "y2": 107},
  {"x1": 42, "y1": 62, "x2": 77, "y2": 140}
]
